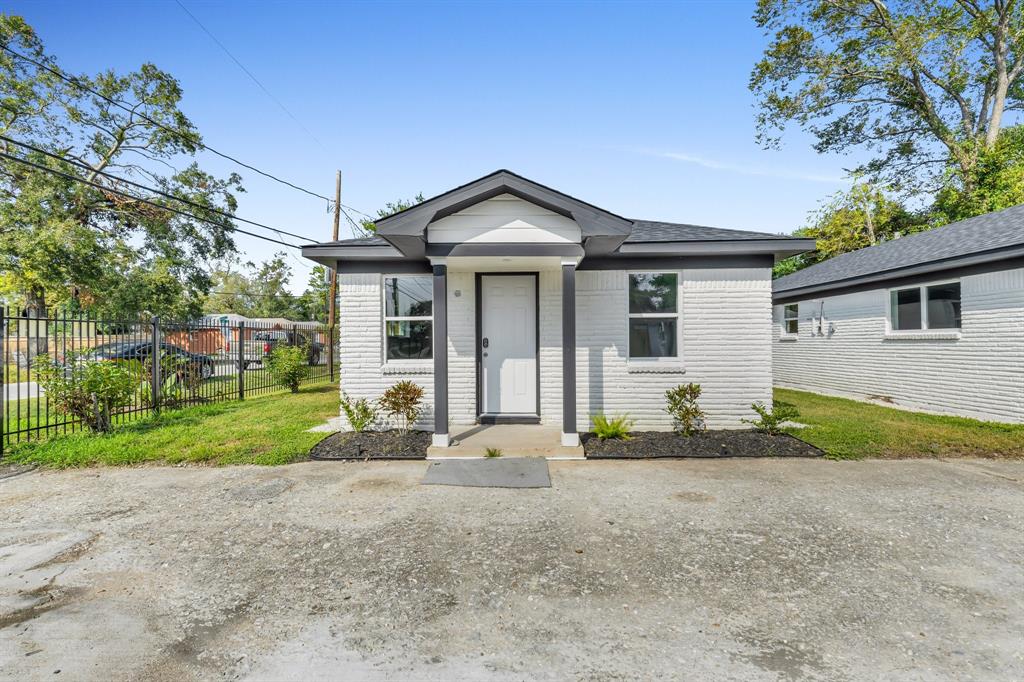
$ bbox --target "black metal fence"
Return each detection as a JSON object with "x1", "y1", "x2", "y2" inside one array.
[{"x1": 1, "y1": 308, "x2": 338, "y2": 454}]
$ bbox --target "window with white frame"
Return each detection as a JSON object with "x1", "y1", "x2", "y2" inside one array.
[
  {"x1": 383, "y1": 275, "x2": 433, "y2": 361},
  {"x1": 628, "y1": 273, "x2": 678, "y2": 359},
  {"x1": 890, "y1": 281, "x2": 961, "y2": 331},
  {"x1": 783, "y1": 303, "x2": 799, "y2": 335}
]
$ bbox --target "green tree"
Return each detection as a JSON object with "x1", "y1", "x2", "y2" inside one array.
[
  {"x1": 359, "y1": 193, "x2": 425, "y2": 233},
  {"x1": 296, "y1": 264, "x2": 330, "y2": 322},
  {"x1": 751, "y1": 0, "x2": 1024, "y2": 197},
  {"x1": 204, "y1": 253, "x2": 319, "y2": 320},
  {"x1": 0, "y1": 14, "x2": 243, "y2": 320},
  {"x1": 774, "y1": 182, "x2": 925, "y2": 277},
  {"x1": 933, "y1": 124, "x2": 1024, "y2": 223}
]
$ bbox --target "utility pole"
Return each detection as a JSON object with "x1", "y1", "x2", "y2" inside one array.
[
  {"x1": 327, "y1": 170, "x2": 341, "y2": 328},
  {"x1": 327, "y1": 171, "x2": 341, "y2": 383}
]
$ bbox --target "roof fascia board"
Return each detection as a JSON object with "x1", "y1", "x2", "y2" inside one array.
[
  {"x1": 617, "y1": 238, "x2": 816, "y2": 257},
  {"x1": 426, "y1": 242, "x2": 585, "y2": 258},
  {"x1": 579, "y1": 254, "x2": 775, "y2": 270}
]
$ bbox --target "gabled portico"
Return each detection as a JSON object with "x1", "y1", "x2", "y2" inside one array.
[{"x1": 362, "y1": 172, "x2": 632, "y2": 450}]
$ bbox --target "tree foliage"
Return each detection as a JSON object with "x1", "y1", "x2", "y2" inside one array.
[
  {"x1": 774, "y1": 181, "x2": 926, "y2": 276},
  {"x1": 0, "y1": 14, "x2": 243, "y2": 318},
  {"x1": 751, "y1": 0, "x2": 1024, "y2": 196},
  {"x1": 358, "y1": 193, "x2": 425, "y2": 233},
  {"x1": 203, "y1": 254, "x2": 327, "y2": 321}
]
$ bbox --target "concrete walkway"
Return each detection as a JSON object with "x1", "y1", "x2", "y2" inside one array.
[{"x1": 427, "y1": 424, "x2": 584, "y2": 459}]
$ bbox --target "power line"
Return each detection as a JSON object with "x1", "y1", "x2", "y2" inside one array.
[
  {"x1": 174, "y1": 0, "x2": 326, "y2": 151},
  {"x1": 0, "y1": 43, "x2": 333, "y2": 204},
  {"x1": 0, "y1": 134, "x2": 318, "y2": 243},
  {"x1": 0, "y1": 150, "x2": 302, "y2": 249}
]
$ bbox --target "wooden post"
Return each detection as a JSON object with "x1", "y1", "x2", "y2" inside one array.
[{"x1": 327, "y1": 170, "x2": 341, "y2": 383}]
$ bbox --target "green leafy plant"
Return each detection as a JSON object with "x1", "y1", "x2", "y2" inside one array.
[
  {"x1": 590, "y1": 413, "x2": 634, "y2": 440},
  {"x1": 378, "y1": 380, "x2": 424, "y2": 434},
  {"x1": 340, "y1": 391, "x2": 378, "y2": 433},
  {"x1": 744, "y1": 400, "x2": 800, "y2": 435},
  {"x1": 33, "y1": 351, "x2": 139, "y2": 433},
  {"x1": 484, "y1": 447, "x2": 502, "y2": 458},
  {"x1": 665, "y1": 383, "x2": 706, "y2": 436},
  {"x1": 264, "y1": 344, "x2": 309, "y2": 393},
  {"x1": 141, "y1": 353, "x2": 203, "y2": 408}
]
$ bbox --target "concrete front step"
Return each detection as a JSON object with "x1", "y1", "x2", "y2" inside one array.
[{"x1": 427, "y1": 424, "x2": 585, "y2": 459}]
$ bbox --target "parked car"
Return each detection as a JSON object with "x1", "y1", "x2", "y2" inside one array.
[
  {"x1": 89, "y1": 341, "x2": 216, "y2": 379},
  {"x1": 242, "y1": 330, "x2": 324, "y2": 369}
]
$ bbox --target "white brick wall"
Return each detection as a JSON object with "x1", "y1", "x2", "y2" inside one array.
[
  {"x1": 575, "y1": 268, "x2": 773, "y2": 430},
  {"x1": 772, "y1": 268, "x2": 1024, "y2": 423},
  {"x1": 337, "y1": 266, "x2": 775, "y2": 432}
]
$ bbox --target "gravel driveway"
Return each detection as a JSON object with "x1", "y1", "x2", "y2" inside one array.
[{"x1": 1, "y1": 458, "x2": 1022, "y2": 681}]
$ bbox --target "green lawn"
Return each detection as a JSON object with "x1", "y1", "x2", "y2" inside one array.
[
  {"x1": 6, "y1": 384, "x2": 338, "y2": 468},
  {"x1": 778, "y1": 387, "x2": 1024, "y2": 460}
]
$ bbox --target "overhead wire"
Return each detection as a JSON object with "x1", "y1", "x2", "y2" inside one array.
[
  {"x1": 0, "y1": 150, "x2": 302, "y2": 249},
  {"x1": 0, "y1": 134, "x2": 318, "y2": 243},
  {"x1": 0, "y1": 43, "x2": 334, "y2": 204}
]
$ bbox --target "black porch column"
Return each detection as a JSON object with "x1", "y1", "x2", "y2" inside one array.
[
  {"x1": 561, "y1": 262, "x2": 578, "y2": 446},
  {"x1": 432, "y1": 262, "x2": 449, "y2": 447}
]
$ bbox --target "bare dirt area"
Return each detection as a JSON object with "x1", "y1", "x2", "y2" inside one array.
[{"x1": 1, "y1": 458, "x2": 1023, "y2": 681}]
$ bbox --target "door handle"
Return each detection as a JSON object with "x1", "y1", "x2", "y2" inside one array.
[{"x1": 482, "y1": 337, "x2": 489, "y2": 348}]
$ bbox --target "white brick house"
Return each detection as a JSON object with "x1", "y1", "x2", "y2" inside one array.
[
  {"x1": 773, "y1": 205, "x2": 1024, "y2": 424},
  {"x1": 303, "y1": 170, "x2": 813, "y2": 448}
]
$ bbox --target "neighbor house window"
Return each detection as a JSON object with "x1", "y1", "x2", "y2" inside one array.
[
  {"x1": 628, "y1": 272, "x2": 678, "y2": 359},
  {"x1": 384, "y1": 275, "x2": 433, "y2": 360},
  {"x1": 890, "y1": 281, "x2": 961, "y2": 331},
  {"x1": 783, "y1": 304, "x2": 799, "y2": 335}
]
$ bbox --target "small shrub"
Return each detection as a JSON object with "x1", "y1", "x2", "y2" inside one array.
[
  {"x1": 665, "y1": 383, "x2": 706, "y2": 436},
  {"x1": 744, "y1": 400, "x2": 800, "y2": 435},
  {"x1": 265, "y1": 344, "x2": 309, "y2": 393},
  {"x1": 484, "y1": 447, "x2": 502, "y2": 458},
  {"x1": 142, "y1": 353, "x2": 203, "y2": 408},
  {"x1": 378, "y1": 380, "x2": 424, "y2": 434},
  {"x1": 590, "y1": 413, "x2": 634, "y2": 440},
  {"x1": 340, "y1": 391, "x2": 378, "y2": 432},
  {"x1": 33, "y1": 352, "x2": 138, "y2": 433}
]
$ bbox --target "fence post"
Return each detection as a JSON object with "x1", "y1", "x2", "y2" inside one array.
[
  {"x1": 1, "y1": 306, "x2": 5, "y2": 459},
  {"x1": 151, "y1": 316, "x2": 161, "y2": 414},
  {"x1": 237, "y1": 321, "x2": 245, "y2": 401}
]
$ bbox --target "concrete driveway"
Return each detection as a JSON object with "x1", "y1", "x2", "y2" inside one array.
[{"x1": 1, "y1": 458, "x2": 1022, "y2": 681}]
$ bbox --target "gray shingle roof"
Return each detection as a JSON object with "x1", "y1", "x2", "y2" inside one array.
[
  {"x1": 314, "y1": 222, "x2": 789, "y2": 248},
  {"x1": 773, "y1": 203, "x2": 1024, "y2": 294},
  {"x1": 312, "y1": 236, "x2": 388, "y2": 247},
  {"x1": 626, "y1": 220, "x2": 789, "y2": 242}
]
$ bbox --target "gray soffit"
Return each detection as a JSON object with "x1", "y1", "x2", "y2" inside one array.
[
  {"x1": 425, "y1": 243, "x2": 585, "y2": 258},
  {"x1": 773, "y1": 203, "x2": 1024, "y2": 297}
]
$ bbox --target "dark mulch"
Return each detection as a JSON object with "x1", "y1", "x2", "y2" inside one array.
[
  {"x1": 583, "y1": 430, "x2": 822, "y2": 459},
  {"x1": 310, "y1": 430, "x2": 430, "y2": 460}
]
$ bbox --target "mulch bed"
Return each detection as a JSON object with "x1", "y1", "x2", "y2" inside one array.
[
  {"x1": 583, "y1": 430, "x2": 822, "y2": 459},
  {"x1": 309, "y1": 430, "x2": 430, "y2": 460}
]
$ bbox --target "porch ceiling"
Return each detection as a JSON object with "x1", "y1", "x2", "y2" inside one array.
[{"x1": 441, "y1": 255, "x2": 571, "y2": 272}]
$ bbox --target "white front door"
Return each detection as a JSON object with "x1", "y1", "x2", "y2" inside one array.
[{"x1": 481, "y1": 275, "x2": 537, "y2": 416}]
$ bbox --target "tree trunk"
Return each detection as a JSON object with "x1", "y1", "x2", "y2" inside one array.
[{"x1": 22, "y1": 287, "x2": 48, "y2": 367}]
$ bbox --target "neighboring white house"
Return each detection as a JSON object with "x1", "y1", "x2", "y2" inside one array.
[
  {"x1": 303, "y1": 170, "x2": 813, "y2": 447},
  {"x1": 773, "y1": 205, "x2": 1024, "y2": 424}
]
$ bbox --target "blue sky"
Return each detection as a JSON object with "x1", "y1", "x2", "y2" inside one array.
[{"x1": 11, "y1": 0, "x2": 858, "y2": 292}]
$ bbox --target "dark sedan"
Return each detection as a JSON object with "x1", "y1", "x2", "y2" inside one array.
[{"x1": 89, "y1": 342, "x2": 216, "y2": 379}]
